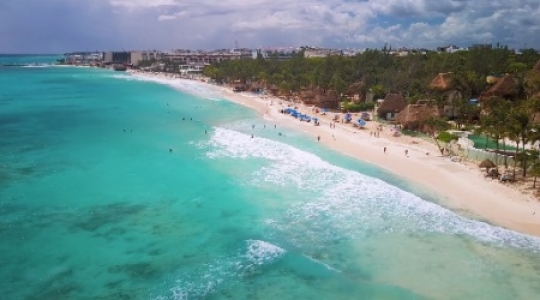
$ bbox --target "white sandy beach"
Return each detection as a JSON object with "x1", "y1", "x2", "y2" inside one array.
[{"x1": 129, "y1": 70, "x2": 540, "y2": 237}]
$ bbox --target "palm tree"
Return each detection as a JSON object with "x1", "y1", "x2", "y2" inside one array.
[
  {"x1": 527, "y1": 149, "x2": 540, "y2": 188},
  {"x1": 424, "y1": 117, "x2": 451, "y2": 155}
]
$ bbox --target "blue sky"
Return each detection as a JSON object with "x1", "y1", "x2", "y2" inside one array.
[{"x1": 1, "y1": 0, "x2": 539, "y2": 53}]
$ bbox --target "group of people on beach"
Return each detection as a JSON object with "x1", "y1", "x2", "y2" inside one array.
[{"x1": 383, "y1": 147, "x2": 409, "y2": 156}]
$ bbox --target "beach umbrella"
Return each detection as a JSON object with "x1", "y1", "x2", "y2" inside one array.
[
  {"x1": 312, "y1": 117, "x2": 318, "y2": 121},
  {"x1": 479, "y1": 159, "x2": 496, "y2": 169},
  {"x1": 357, "y1": 119, "x2": 366, "y2": 127}
]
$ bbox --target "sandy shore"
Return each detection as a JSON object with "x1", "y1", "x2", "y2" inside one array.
[{"x1": 129, "y1": 71, "x2": 540, "y2": 237}]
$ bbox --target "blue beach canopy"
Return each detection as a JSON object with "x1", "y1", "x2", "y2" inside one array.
[
  {"x1": 357, "y1": 119, "x2": 366, "y2": 126},
  {"x1": 312, "y1": 117, "x2": 318, "y2": 121}
]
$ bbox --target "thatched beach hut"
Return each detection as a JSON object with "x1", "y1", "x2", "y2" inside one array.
[
  {"x1": 233, "y1": 84, "x2": 247, "y2": 92},
  {"x1": 313, "y1": 89, "x2": 339, "y2": 109},
  {"x1": 299, "y1": 88, "x2": 317, "y2": 105},
  {"x1": 376, "y1": 93, "x2": 406, "y2": 120},
  {"x1": 429, "y1": 73, "x2": 452, "y2": 90},
  {"x1": 479, "y1": 75, "x2": 518, "y2": 102},
  {"x1": 346, "y1": 81, "x2": 364, "y2": 102},
  {"x1": 247, "y1": 82, "x2": 264, "y2": 93},
  {"x1": 395, "y1": 103, "x2": 442, "y2": 130},
  {"x1": 267, "y1": 85, "x2": 280, "y2": 96}
]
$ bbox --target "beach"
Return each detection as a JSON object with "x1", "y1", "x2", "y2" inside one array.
[{"x1": 130, "y1": 70, "x2": 540, "y2": 237}]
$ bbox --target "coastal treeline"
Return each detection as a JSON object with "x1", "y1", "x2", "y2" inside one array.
[{"x1": 202, "y1": 46, "x2": 540, "y2": 102}]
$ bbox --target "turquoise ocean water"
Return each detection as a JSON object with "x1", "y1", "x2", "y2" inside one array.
[{"x1": 1, "y1": 56, "x2": 540, "y2": 300}]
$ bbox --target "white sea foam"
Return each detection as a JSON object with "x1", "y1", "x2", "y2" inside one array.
[
  {"x1": 109, "y1": 73, "x2": 223, "y2": 101},
  {"x1": 157, "y1": 239, "x2": 285, "y2": 300},
  {"x1": 245, "y1": 239, "x2": 286, "y2": 266},
  {"x1": 21, "y1": 64, "x2": 52, "y2": 68},
  {"x1": 202, "y1": 127, "x2": 540, "y2": 250}
]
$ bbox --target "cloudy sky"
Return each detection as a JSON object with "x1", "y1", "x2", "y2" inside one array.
[{"x1": 1, "y1": 0, "x2": 539, "y2": 53}]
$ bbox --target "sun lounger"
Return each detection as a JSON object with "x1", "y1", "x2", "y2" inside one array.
[{"x1": 499, "y1": 173, "x2": 515, "y2": 183}]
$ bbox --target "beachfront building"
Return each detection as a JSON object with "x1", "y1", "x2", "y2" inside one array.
[
  {"x1": 162, "y1": 52, "x2": 241, "y2": 65},
  {"x1": 375, "y1": 93, "x2": 406, "y2": 120},
  {"x1": 142, "y1": 51, "x2": 164, "y2": 61},
  {"x1": 252, "y1": 48, "x2": 300, "y2": 60},
  {"x1": 102, "y1": 51, "x2": 143, "y2": 66},
  {"x1": 429, "y1": 72, "x2": 463, "y2": 117},
  {"x1": 63, "y1": 52, "x2": 103, "y2": 65},
  {"x1": 178, "y1": 64, "x2": 205, "y2": 77},
  {"x1": 395, "y1": 102, "x2": 443, "y2": 130},
  {"x1": 479, "y1": 74, "x2": 519, "y2": 103},
  {"x1": 231, "y1": 48, "x2": 253, "y2": 59},
  {"x1": 437, "y1": 45, "x2": 468, "y2": 53},
  {"x1": 303, "y1": 47, "x2": 342, "y2": 58}
]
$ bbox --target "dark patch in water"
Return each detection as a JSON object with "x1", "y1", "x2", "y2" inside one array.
[
  {"x1": 108, "y1": 262, "x2": 159, "y2": 279},
  {"x1": 26, "y1": 284, "x2": 80, "y2": 300},
  {"x1": 0, "y1": 114, "x2": 24, "y2": 126},
  {"x1": 148, "y1": 248, "x2": 164, "y2": 256},
  {"x1": 105, "y1": 279, "x2": 124, "y2": 289},
  {"x1": 93, "y1": 227, "x2": 129, "y2": 241},
  {"x1": 71, "y1": 203, "x2": 145, "y2": 232},
  {"x1": 25, "y1": 268, "x2": 78, "y2": 300}
]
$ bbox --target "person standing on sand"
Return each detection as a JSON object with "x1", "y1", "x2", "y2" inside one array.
[
  {"x1": 384, "y1": 147, "x2": 387, "y2": 153},
  {"x1": 405, "y1": 149, "x2": 408, "y2": 156},
  {"x1": 317, "y1": 136, "x2": 320, "y2": 142}
]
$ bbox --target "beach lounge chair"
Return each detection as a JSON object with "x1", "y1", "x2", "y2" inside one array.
[{"x1": 499, "y1": 172, "x2": 515, "y2": 183}]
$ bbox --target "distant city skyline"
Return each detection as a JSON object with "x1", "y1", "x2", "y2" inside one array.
[{"x1": 1, "y1": 0, "x2": 539, "y2": 54}]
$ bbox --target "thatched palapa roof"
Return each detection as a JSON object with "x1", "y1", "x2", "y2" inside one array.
[
  {"x1": 346, "y1": 81, "x2": 364, "y2": 95},
  {"x1": 314, "y1": 89, "x2": 339, "y2": 109},
  {"x1": 480, "y1": 75, "x2": 518, "y2": 101},
  {"x1": 429, "y1": 73, "x2": 452, "y2": 90},
  {"x1": 299, "y1": 88, "x2": 317, "y2": 104},
  {"x1": 395, "y1": 103, "x2": 442, "y2": 129},
  {"x1": 247, "y1": 81, "x2": 264, "y2": 92},
  {"x1": 377, "y1": 93, "x2": 406, "y2": 115}
]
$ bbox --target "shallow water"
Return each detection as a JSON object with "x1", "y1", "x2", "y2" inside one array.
[{"x1": 1, "y1": 58, "x2": 540, "y2": 300}]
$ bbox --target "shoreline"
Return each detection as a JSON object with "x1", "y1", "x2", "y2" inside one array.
[{"x1": 128, "y1": 70, "x2": 540, "y2": 237}]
